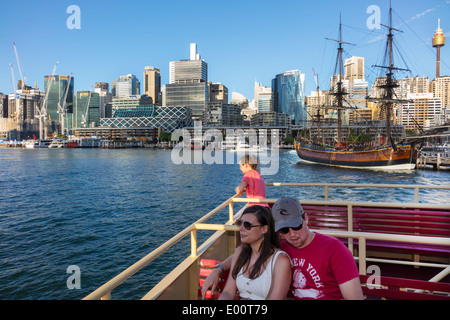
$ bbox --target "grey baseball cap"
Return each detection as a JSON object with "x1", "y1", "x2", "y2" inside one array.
[{"x1": 272, "y1": 197, "x2": 304, "y2": 232}]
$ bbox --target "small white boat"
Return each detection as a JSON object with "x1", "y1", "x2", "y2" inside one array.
[
  {"x1": 49, "y1": 138, "x2": 67, "y2": 148},
  {"x1": 230, "y1": 142, "x2": 267, "y2": 153},
  {"x1": 24, "y1": 140, "x2": 52, "y2": 148}
]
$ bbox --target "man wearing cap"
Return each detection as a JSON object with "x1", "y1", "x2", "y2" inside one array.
[
  {"x1": 272, "y1": 197, "x2": 363, "y2": 300},
  {"x1": 202, "y1": 197, "x2": 363, "y2": 300}
]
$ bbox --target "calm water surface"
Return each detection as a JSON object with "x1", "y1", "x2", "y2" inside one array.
[{"x1": 0, "y1": 148, "x2": 448, "y2": 300}]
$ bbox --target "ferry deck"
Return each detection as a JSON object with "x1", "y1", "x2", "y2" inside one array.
[{"x1": 84, "y1": 183, "x2": 450, "y2": 301}]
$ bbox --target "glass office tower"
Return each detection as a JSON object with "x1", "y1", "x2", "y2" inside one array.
[
  {"x1": 74, "y1": 91, "x2": 100, "y2": 128},
  {"x1": 112, "y1": 74, "x2": 140, "y2": 98},
  {"x1": 44, "y1": 74, "x2": 74, "y2": 127},
  {"x1": 272, "y1": 70, "x2": 305, "y2": 125}
]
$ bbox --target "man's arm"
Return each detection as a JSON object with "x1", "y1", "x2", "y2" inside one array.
[{"x1": 339, "y1": 276, "x2": 364, "y2": 300}]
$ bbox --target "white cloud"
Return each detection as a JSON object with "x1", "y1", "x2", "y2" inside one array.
[{"x1": 406, "y1": 7, "x2": 436, "y2": 23}]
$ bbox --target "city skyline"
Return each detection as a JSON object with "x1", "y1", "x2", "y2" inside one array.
[{"x1": 0, "y1": 0, "x2": 449, "y2": 103}]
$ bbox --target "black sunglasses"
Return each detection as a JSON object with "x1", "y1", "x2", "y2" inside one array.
[
  {"x1": 235, "y1": 219, "x2": 264, "y2": 231},
  {"x1": 279, "y1": 222, "x2": 303, "y2": 234}
]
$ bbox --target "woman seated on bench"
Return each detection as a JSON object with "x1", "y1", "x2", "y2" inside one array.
[{"x1": 218, "y1": 205, "x2": 291, "y2": 300}]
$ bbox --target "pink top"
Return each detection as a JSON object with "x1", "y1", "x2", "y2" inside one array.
[{"x1": 241, "y1": 170, "x2": 268, "y2": 207}]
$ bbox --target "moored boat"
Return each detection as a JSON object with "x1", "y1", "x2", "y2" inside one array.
[
  {"x1": 66, "y1": 141, "x2": 78, "y2": 148},
  {"x1": 295, "y1": 140, "x2": 417, "y2": 169},
  {"x1": 24, "y1": 139, "x2": 52, "y2": 148},
  {"x1": 296, "y1": 7, "x2": 419, "y2": 170}
]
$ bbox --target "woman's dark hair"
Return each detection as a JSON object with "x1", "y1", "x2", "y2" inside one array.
[{"x1": 232, "y1": 205, "x2": 280, "y2": 280}]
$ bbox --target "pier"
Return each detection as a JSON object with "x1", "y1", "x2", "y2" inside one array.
[{"x1": 417, "y1": 155, "x2": 450, "y2": 170}]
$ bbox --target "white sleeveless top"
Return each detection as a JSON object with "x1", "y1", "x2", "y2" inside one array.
[{"x1": 236, "y1": 250, "x2": 287, "y2": 300}]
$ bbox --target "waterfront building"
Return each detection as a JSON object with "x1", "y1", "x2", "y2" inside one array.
[
  {"x1": 305, "y1": 90, "x2": 333, "y2": 123},
  {"x1": 231, "y1": 92, "x2": 249, "y2": 109},
  {"x1": 253, "y1": 82, "x2": 272, "y2": 113},
  {"x1": 44, "y1": 74, "x2": 74, "y2": 131},
  {"x1": 430, "y1": 76, "x2": 450, "y2": 108},
  {"x1": 396, "y1": 93, "x2": 443, "y2": 130},
  {"x1": 74, "y1": 126, "x2": 159, "y2": 142},
  {"x1": 111, "y1": 95, "x2": 152, "y2": 112},
  {"x1": 7, "y1": 89, "x2": 44, "y2": 124},
  {"x1": 100, "y1": 105, "x2": 192, "y2": 133},
  {"x1": 344, "y1": 56, "x2": 365, "y2": 83},
  {"x1": 143, "y1": 66, "x2": 161, "y2": 105},
  {"x1": 95, "y1": 82, "x2": 113, "y2": 119},
  {"x1": 393, "y1": 76, "x2": 430, "y2": 101},
  {"x1": 241, "y1": 106, "x2": 257, "y2": 122},
  {"x1": 254, "y1": 81, "x2": 272, "y2": 112},
  {"x1": 272, "y1": 70, "x2": 306, "y2": 125},
  {"x1": 343, "y1": 79, "x2": 368, "y2": 109},
  {"x1": 0, "y1": 93, "x2": 8, "y2": 118},
  {"x1": 349, "y1": 107, "x2": 373, "y2": 124},
  {"x1": 209, "y1": 82, "x2": 228, "y2": 104},
  {"x1": 166, "y1": 43, "x2": 208, "y2": 118},
  {"x1": 73, "y1": 91, "x2": 100, "y2": 128},
  {"x1": 3, "y1": 89, "x2": 44, "y2": 140},
  {"x1": 112, "y1": 74, "x2": 140, "y2": 98},
  {"x1": 257, "y1": 91, "x2": 272, "y2": 113},
  {"x1": 202, "y1": 102, "x2": 243, "y2": 127},
  {"x1": 250, "y1": 111, "x2": 291, "y2": 130}
]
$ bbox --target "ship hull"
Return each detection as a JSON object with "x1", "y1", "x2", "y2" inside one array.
[{"x1": 295, "y1": 140, "x2": 417, "y2": 170}]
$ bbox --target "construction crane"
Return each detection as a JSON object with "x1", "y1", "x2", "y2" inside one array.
[
  {"x1": 12, "y1": 41, "x2": 25, "y2": 90},
  {"x1": 81, "y1": 87, "x2": 93, "y2": 128},
  {"x1": 9, "y1": 63, "x2": 15, "y2": 92},
  {"x1": 57, "y1": 72, "x2": 72, "y2": 136}
]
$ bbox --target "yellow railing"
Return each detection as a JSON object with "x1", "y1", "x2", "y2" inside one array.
[
  {"x1": 83, "y1": 193, "x2": 240, "y2": 300},
  {"x1": 265, "y1": 182, "x2": 450, "y2": 203},
  {"x1": 84, "y1": 183, "x2": 450, "y2": 300}
]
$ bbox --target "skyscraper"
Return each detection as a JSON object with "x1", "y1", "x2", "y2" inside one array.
[
  {"x1": 112, "y1": 74, "x2": 140, "y2": 98},
  {"x1": 166, "y1": 43, "x2": 208, "y2": 118},
  {"x1": 272, "y1": 70, "x2": 305, "y2": 125},
  {"x1": 254, "y1": 81, "x2": 272, "y2": 112},
  {"x1": 209, "y1": 83, "x2": 228, "y2": 104},
  {"x1": 94, "y1": 82, "x2": 112, "y2": 119},
  {"x1": 344, "y1": 57, "x2": 364, "y2": 83},
  {"x1": 74, "y1": 91, "x2": 100, "y2": 128},
  {"x1": 143, "y1": 66, "x2": 161, "y2": 105},
  {"x1": 44, "y1": 74, "x2": 74, "y2": 131}
]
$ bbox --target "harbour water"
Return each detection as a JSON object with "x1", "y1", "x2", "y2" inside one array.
[{"x1": 0, "y1": 148, "x2": 449, "y2": 300}]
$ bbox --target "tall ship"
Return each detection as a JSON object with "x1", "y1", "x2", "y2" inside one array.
[{"x1": 295, "y1": 8, "x2": 418, "y2": 170}]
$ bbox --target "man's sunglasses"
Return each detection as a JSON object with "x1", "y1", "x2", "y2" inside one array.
[
  {"x1": 279, "y1": 223, "x2": 303, "y2": 234},
  {"x1": 235, "y1": 219, "x2": 264, "y2": 230}
]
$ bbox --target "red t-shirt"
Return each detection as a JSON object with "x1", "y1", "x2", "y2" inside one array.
[
  {"x1": 281, "y1": 232, "x2": 359, "y2": 300},
  {"x1": 241, "y1": 169, "x2": 268, "y2": 207}
]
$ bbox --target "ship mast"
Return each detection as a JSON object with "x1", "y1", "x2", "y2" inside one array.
[
  {"x1": 369, "y1": 6, "x2": 410, "y2": 145},
  {"x1": 326, "y1": 15, "x2": 353, "y2": 144}
]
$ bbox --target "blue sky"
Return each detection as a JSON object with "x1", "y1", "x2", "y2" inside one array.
[{"x1": 0, "y1": 0, "x2": 449, "y2": 102}]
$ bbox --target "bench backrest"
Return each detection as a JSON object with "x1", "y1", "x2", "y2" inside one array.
[
  {"x1": 360, "y1": 274, "x2": 450, "y2": 300},
  {"x1": 304, "y1": 204, "x2": 450, "y2": 237}
]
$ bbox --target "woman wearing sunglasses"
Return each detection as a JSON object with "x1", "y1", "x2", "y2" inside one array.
[{"x1": 218, "y1": 205, "x2": 292, "y2": 300}]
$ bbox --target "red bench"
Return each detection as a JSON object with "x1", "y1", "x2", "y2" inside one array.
[
  {"x1": 198, "y1": 259, "x2": 240, "y2": 300},
  {"x1": 199, "y1": 259, "x2": 450, "y2": 300},
  {"x1": 304, "y1": 204, "x2": 450, "y2": 257},
  {"x1": 360, "y1": 274, "x2": 450, "y2": 300}
]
